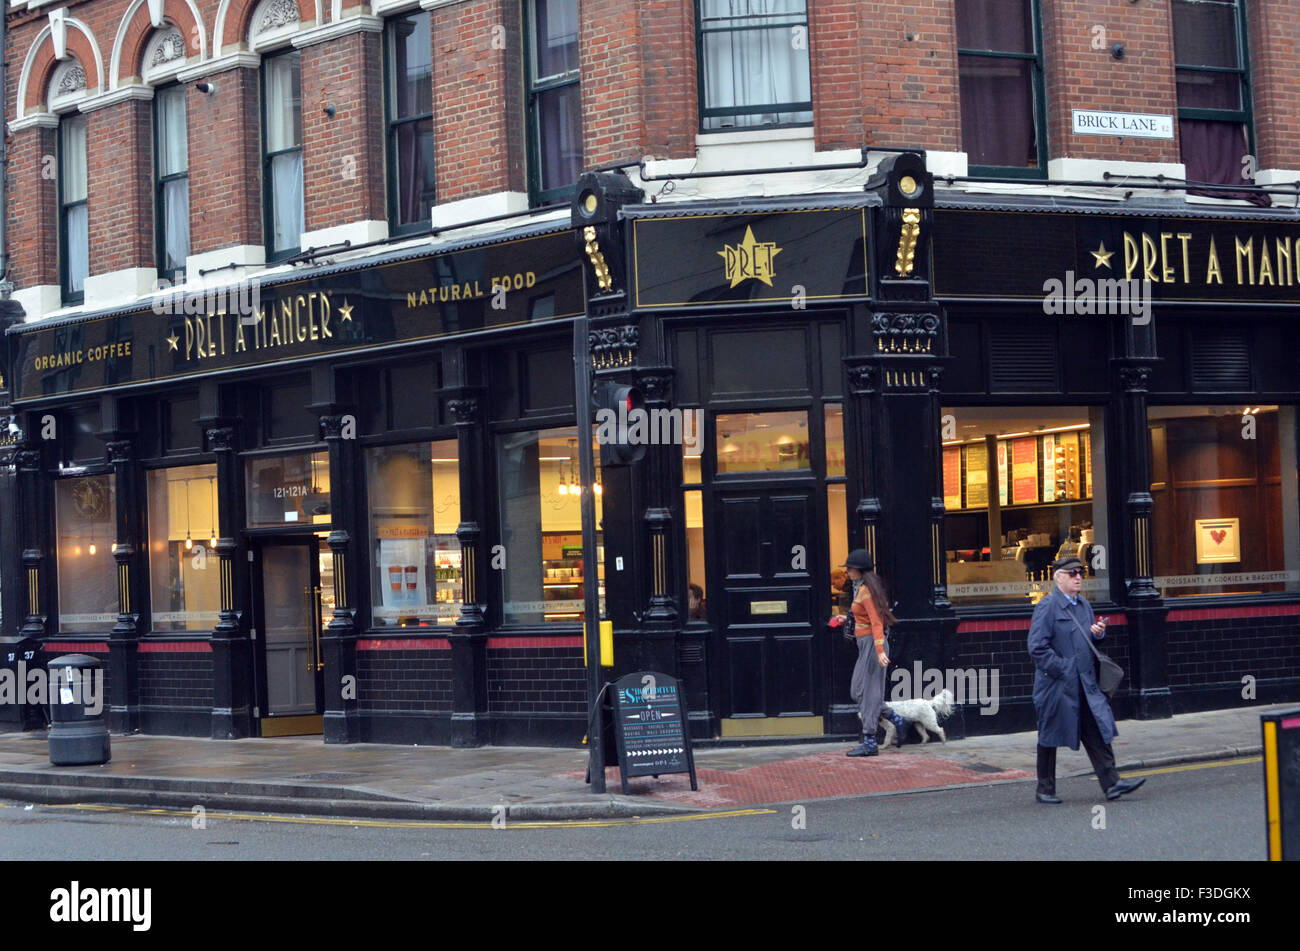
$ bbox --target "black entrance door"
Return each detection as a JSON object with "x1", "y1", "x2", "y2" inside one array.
[
  {"x1": 252, "y1": 536, "x2": 325, "y2": 736},
  {"x1": 713, "y1": 486, "x2": 821, "y2": 732}
]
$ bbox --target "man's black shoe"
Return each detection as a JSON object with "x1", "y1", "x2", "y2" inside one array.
[
  {"x1": 1105, "y1": 777, "x2": 1147, "y2": 800},
  {"x1": 1035, "y1": 792, "x2": 1063, "y2": 804}
]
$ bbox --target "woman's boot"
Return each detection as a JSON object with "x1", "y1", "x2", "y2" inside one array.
[
  {"x1": 845, "y1": 735, "x2": 879, "y2": 757},
  {"x1": 885, "y1": 708, "x2": 908, "y2": 746}
]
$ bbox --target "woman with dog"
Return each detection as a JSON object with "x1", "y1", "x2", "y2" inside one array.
[{"x1": 844, "y1": 549, "x2": 909, "y2": 757}]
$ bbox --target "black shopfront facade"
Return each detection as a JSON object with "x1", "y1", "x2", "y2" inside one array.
[{"x1": 2, "y1": 158, "x2": 1298, "y2": 747}]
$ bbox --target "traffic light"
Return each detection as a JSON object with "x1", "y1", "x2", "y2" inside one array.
[{"x1": 595, "y1": 382, "x2": 646, "y2": 467}]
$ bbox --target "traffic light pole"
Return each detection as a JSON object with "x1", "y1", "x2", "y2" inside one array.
[{"x1": 574, "y1": 315, "x2": 606, "y2": 794}]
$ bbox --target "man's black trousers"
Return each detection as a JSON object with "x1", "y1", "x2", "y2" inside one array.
[{"x1": 1037, "y1": 683, "x2": 1120, "y2": 795}]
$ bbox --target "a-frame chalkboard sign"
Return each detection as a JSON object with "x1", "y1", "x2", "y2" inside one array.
[{"x1": 608, "y1": 670, "x2": 698, "y2": 794}]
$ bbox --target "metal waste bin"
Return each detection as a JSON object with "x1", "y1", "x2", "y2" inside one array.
[
  {"x1": 0, "y1": 637, "x2": 44, "y2": 730},
  {"x1": 47, "y1": 654, "x2": 110, "y2": 766}
]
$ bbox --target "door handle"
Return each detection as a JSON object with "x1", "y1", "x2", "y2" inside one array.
[
  {"x1": 313, "y1": 585, "x2": 324, "y2": 671},
  {"x1": 304, "y1": 586, "x2": 315, "y2": 672}
]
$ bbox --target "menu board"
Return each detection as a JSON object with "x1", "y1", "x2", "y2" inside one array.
[
  {"x1": 997, "y1": 441, "x2": 1008, "y2": 506},
  {"x1": 964, "y1": 443, "x2": 988, "y2": 508},
  {"x1": 943, "y1": 448, "x2": 962, "y2": 510},
  {"x1": 610, "y1": 671, "x2": 698, "y2": 794},
  {"x1": 1041, "y1": 435, "x2": 1056, "y2": 502},
  {"x1": 1011, "y1": 437, "x2": 1039, "y2": 505}
]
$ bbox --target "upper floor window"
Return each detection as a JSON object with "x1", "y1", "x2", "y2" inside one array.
[
  {"x1": 525, "y1": 0, "x2": 581, "y2": 204},
  {"x1": 59, "y1": 113, "x2": 89, "y2": 305},
  {"x1": 385, "y1": 11, "x2": 435, "y2": 233},
  {"x1": 155, "y1": 85, "x2": 190, "y2": 283},
  {"x1": 1172, "y1": 0, "x2": 1257, "y2": 194},
  {"x1": 956, "y1": 0, "x2": 1047, "y2": 177},
  {"x1": 262, "y1": 49, "x2": 304, "y2": 261},
  {"x1": 696, "y1": 0, "x2": 811, "y2": 131}
]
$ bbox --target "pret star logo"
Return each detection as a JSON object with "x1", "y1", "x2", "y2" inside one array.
[{"x1": 719, "y1": 226, "x2": 782, "y2": 289}]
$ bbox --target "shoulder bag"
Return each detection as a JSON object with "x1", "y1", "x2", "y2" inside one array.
[{"x1": 1065, "y1": 608, "x2": 1124, "y2": 697}]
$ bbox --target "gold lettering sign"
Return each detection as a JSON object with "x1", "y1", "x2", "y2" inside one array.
[
  {"x1": 719, "y1": 226, "x2": 782, "y2": 288},
  {"x1": 1116, "y1": 230, "x2": 1300, "y2": 288}
]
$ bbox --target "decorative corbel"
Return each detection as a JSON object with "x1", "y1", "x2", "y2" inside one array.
[{"x1": 50, "y1": 8, "x2": 69, "y2": 61}]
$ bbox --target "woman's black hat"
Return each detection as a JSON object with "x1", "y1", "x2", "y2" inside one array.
[{"x1": 842, "y1": 549, "x2": 874, "y2": 571}]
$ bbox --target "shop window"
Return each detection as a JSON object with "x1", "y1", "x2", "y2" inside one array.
[
  {"x1": 262, "y1": 50, "x2": 304, "y2": 261},
  {"x1": 366, "y1": 440, "x2": 461, "y2": 627},
  {"x1": 497, "y1": 427, "x2": 603, "y2": 623},
  {"x1": 955, "y1": 0, "x2": 1047, "y2": 177},
  {"x1": 683, "y1": 436, "x2": 706, "y2": 622},
  {"x1": 55, "y1": 475, "x2": 117, "y2": 632},
  {"x1": 825, "y1": 403, "x2": 845, "y2": 477},
  {"x1": 941, "y1": 407, "x2": 1109, "y2": 604},
  {"x1": 696, "y1": 0, "x2": 812, "y2": 131},
  {"x1": 385, "y1": 10, "x2": 435, "y2": 233},
  {"x1": 525, "y1": 0, "x2": 581, "y2": 204},
  {"x1": 147, "y1": 465, "x2": 221, "y2": 631},
  {"x1": 1149, "y1": 405, "x2": 1299, "y2": 596},
  {"x1": 155, "y1": 84, "x2": 190, "y2": 283},
  {"x1": 716, "y1": 410, "x2": 810, "y2": 474},
  {"x1": 245, "y1": 451, "x2": 330, "y2": 527},
  {"x1": 59, "y1": 113, "x2": 89, "y2": 304},
  {"x1": 827, "y1": 483, "x2": 849, "y2": 616}
]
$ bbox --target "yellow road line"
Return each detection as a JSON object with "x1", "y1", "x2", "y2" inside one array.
[
  {"x1": 1120, "y1": 756, "x2": 1260, "y2": 778},
  {"x1": 38, "y1": 802, "x2": 776, "y2": 830}
]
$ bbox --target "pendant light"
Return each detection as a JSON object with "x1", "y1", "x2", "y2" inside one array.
[
  {"x1": 208, "y1": 475, "x2": 218, "y2": 548},
  {"x1": 184, "y1": 478, "x2": 193, "y2": 550}
]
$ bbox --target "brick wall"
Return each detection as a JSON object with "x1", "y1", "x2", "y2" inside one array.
[
  {"x1": 357, "y1": 648, "x2": 453, "y2": 713},
  {"x1": 640, "y1": 0, "x2": 696, "y2": 158},
  {"x1": 579, "y1": 0, "x2": 644, "y2": 169},
  {"x1": 86, "y1": 99, "x2": 154, "y2": 275},
  {"x1": 431, "y1": 0, "x2": 524, "y2": 202},
  {"x1": 487, "y1": 646, "x2": 585, "y2": 715},
  {"x1": 1166, "y1": 615, "x2": 1300, "y2": 688},
  {"x1": 1248, "y1": 0, "x2": 1300, "y2": 171},
  {"x1": 5, "y1": 124, "x2": 59, "y2": 289},
  {"x1": 300, "y1": 30, "x2": 387, "y2": 231},
  {"x1": 186, "y1": 67, "x2": 263, "y2": 255},
  {"x1": 1042, "y1": 0, "x2": 1181, "y2": 164},
  {"x1": 138, "y1": 652, "x2": 213, "y2": 709},
  {"x1": 852, "y1": 1, "x2": 962, "y2": 153}
]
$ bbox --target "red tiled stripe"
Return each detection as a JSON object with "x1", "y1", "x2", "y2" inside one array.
[
  {"x1": 44, "y1": 641, "x2": 110, "y2": 653},
  {"x1": 1167, "y1": 603, "x2": 1300, "y2": 623},
  {"x1": 487, "y1": 636, "x2": 584, "y2": 649},
  {"x1": 138, "y1": 641, "x2": 212, "y2": 653},
  {"x1": 357, "y1": 638, "x2": 451, "y2": 651},
  {"x1": 958, "y1": 612, "x2": 1127, "y2": 634}
]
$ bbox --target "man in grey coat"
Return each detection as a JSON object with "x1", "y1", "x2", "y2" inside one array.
[{"x1": 1027, "y1": 555, "x2": 1147, "y2": 804}]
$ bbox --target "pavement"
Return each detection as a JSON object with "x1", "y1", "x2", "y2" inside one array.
[{"x1": 0, "y1": 703, "x2": 1287, "y2": 822}]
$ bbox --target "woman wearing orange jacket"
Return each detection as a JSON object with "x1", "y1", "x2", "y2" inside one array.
[{"x1": 844, "y1": 549, "x2": 907, "y2": 756}]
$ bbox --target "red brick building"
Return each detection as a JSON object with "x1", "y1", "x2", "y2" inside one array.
[{"x1": 0, "y1": 1, "x2": 1297, "y2": 746}]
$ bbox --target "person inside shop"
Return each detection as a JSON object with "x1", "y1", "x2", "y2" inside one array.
[
  {"x1": 830, "y1": 567, "x2": 852, "y2": 615},
  {"x1": 688, "y1": 583, "x2": 707, "y2": 621},
  {"x1": 843, "y1": 549, "x2": 908, "y2": 757},
  {"x1": 1028, "y1": 555, "x2": 1146, "y2": 804}
]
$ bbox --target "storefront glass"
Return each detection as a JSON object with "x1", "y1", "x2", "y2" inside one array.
[
  {"x1": 366, "y1": 440, "x2": 462, "y2": 627},
  {"x1": 497, "y1": 427, "x2": 603, "y2": 623},
  {"x1": 941, "y1": 406, "x2": 1110, "y2": 604},
  {"x1": 147, "y1": 465, "x2": 221, "y2": 631},
  {"x1": 1149, "y1": 405, "x2": 1299, "y2": 597},
  {"x1": 245, "y1": 451, "x2": 330, "y2": 528},
  {"x1": 716, "y1": 410, "x2": 811, "y2": 474},
  {"x1": 55, "y1": 475, "x2": 118, "y2": 632}
]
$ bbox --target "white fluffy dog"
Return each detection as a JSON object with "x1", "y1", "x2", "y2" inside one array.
[{"x1": 880, "y1": 689, "x2": 956, "y2": 746}]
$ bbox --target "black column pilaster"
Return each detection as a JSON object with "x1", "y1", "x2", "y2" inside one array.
[
  {"x1": 207, "y1": 424, "x2": 253, "y2": 739},
  {"x1": 105, "y1": 437, "x2": 141, "y2": 733},
  {"x1": 320, "y1": 411, "x2": 361, "y2": 744},
  {"x1": 17, "y1": 437, "x2": 49, "y2": 638},
  {"x1": 1116, "y1": 361, "x2": 1171, "y2": 720},
  {"x1": 448, "y1": 391, "x2": 488, "y2": 747}
]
